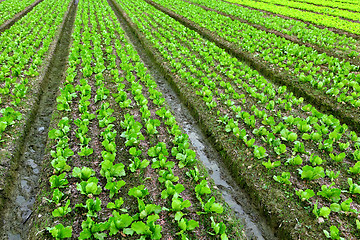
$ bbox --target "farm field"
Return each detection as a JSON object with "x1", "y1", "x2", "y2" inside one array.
[{"x1": 0, "y1": 0, "x2": 360, "y2": 239}]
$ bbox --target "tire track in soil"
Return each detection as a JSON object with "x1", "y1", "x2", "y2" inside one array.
[
  {"x1": 107, "y1": 0, "x2": 277, "y2": 239},
  {"x1": 0, "y1": 2, "x2": 77, "y2": 239}
]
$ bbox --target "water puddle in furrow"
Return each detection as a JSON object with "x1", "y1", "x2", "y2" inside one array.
[
  {"x1": 107, "y1": 1, "x2": 277, "y2": 239},
  {"x1": 152, "y1": 73, "x2": 277, "y2": 240},
  {"x1": 1, "y1": 2, "x2": 76, "y2": 239}
]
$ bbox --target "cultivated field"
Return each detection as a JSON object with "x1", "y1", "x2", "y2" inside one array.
[{"x1": 1, "y1": 0, "x2": 360, "y2": 239}]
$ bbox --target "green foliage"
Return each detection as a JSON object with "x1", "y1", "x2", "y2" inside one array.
[
  {"x1": 100, "y1": 160, "x2": 126, "y2": 182},
  {"x1": 162, "y1": 180, "x2": 185, "y2": 199},
  {"x1": 72, "y1": 167, "x2": 95, "y2": 181},
  {"x1": 262, "y1": 159, "x2": 281, "y2": 169},
  {"x1": 329, "y1": 152, "x2": 346, "y2": 163},
  {"x1": 148, "y1": 142, "x2": 168, "y2": 157},
  {"x1": 78, "y1": 217, "x2": 109, "y2": 240},
  {"x1": 52, "y1": 199, "x2": 71, "y2": 217},
  {"x1": 253, "y1": 145, "x2": 267, "y2": 159},
  {"x1": 285, "y1": 155, "x2": 302, "y2": 166},
  {"x1": 273, "y1": 172, "x2": 291, "y2": 185},
  {"x1": 348, "y1": 161, "x2": 360, "y2": 174},
  {"x1": 348, "y1": 178, "x2": 360, "y2": 194},
  {"x1": 108, "y1": 211, "x2": 133, "y2": 236},
  {"x1": 200, "y1": 196, "x2": 223, "y2": 214},
  {"x1": 309, "y1": 154, "x2": 324, "y2": 166},
  {"x1": 76, "y1": 177, "x2": 102, "y2": 196},
  {"x1": 46, "y1": 224, "x2": 72, "y2": 240},
  {"x1": 49, "y1": 173, "x2": 68, "y2": 189},
  {"x1": 317, "y1": 183, "x2": 341, "y2": 203},
  {"x1": 313, "y1": 202, "x2": 331, "y2": 219},
  {"x1": 107, "y1": 198, "x2": 125, "y2": 211},
  {"x1": 326, "y1": 170, "x2": 340, "y2": 181},
  {"x1": 208, "y1": 217, "x2": 228, "y2": 240},
  {"x1": 45, "y1": 188, "x2": 64, "y2": 205},
  {"x1": 274, "y1": 144, "x2": 286, "y2": 155},
  {"x1": 296, "y1": 189, "x2": 315, "y2": 201},
  {"x1": 171, "y1": 196, "x2": 192, "y2": 212},
  {"x1": 323, "y1": 226, "x2": 344, "y2": 240},
  {"x1": 299, "y1": 165, "x2": 325, "y2": 180},
  {"x1": 105, "y1": 180, "x2": 126, "y2": 199},
  {"x1": 76, "y1": 197, "x2": 102, "y2": 218},
  {"x1": 128, "y1": 185, "x2": 149, "y2": 199}
]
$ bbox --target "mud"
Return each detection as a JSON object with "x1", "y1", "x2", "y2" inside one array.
[
  {"x1": 0, "y1": 2, "x2": 76, "y2": 239},
  {"x1": 108, "y1": 0, "x2": 277, "y2": 239}
]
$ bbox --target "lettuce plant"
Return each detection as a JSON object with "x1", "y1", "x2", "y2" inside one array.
[
  {"x1": 208, "y1": 217, "x2": 228, "y2": 240},
  {"x1": 78, "y1": 217, "x2": 109, "y2": 240},
  {"x1": 299, "y1": 165, "x2": 325, "y2": 180},
  {"x1": 108, "y1": 211, "x2": 133, "y2": 236},
  {"x1": 72, "y1": 167, "x2": 95, "y2": 181},
  {"x1": 105, "y1": 180, "x2": 126, "y2": 199},
  {"x1": 75, "y1": 197, "x2": 102, "y2": 217},
  {"x1": 273, "y1": 172, "x2": 291, "y2": 185},
  {"x1": 100, "y1": 160, "x2": 126, "y2": 182},
  {"x1": 262, "y1": 159, "x2": 281, "y2": 170},
  {"x1": 317, "y1": 183, "x2": 341, "y2": 203},
  {"x1": 296, "y1": 189, "x2": 315, "y2": 201},
  {"x1": 52, "y1": 199, "x2": 71, "y2": 217},
  {"x1": 313, "y1": 202, "x2": 331, "y2": 219},
  {"x1": 46, "y1": 224, "x2": 72, "y2": 240},
  {"x1": 49, "y1": 173, "x2": 68, "y2": 189},
  {"x1": 76, "y1": 177, "x2": 102, "y2": 196}
]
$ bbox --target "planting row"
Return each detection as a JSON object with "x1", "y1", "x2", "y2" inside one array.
[
  {"x1": 186, "y1": 0, "x2": 359, "y2": 57},
  {"x1": 30, "y1": 0, "x2": 243, "y2": 239},
  {"x1": 150, "y1": 0, "x2": 360, "y2": 113},
  {"x1": 114, "y1": 0, "x2": 360, "y2": 238},
  {"x1": 0, "y1": 0, "x2": 71, "y2": 188},
  {"x1": 0, "y1": 0, "x2": 38, "y2": 26},
  {"x1": 290, "y1": 0, "x2": 360, "y2": 12},
  {"x1": 225, "y1": 0, "x2": 360, "y2": 34},
  {"x1": 256, "y1": 0, "x2": 360, "y2": 22}
]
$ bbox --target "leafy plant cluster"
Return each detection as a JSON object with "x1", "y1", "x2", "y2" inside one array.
[
  {"x1": 44, "y1": 0, "x2": 234, "y2": 239},
  {"x1": 0, "y1": 0, "x2": 71, "y2": 144},
  {"x1": 154, "y1": 0, "x2": 360, "y2": 109},
  {"x1": 118, "y1": 0, "x2": 360, "y2": 238},
  {"x1": 187, "y1": 0, "x2": 357, "y2": 54},
  {"x1": 0, "y1": 0, "x2": 38, "y2": 25},
  {"x1": 226, "y1": 0, "x2": 360, "y2": 35}
]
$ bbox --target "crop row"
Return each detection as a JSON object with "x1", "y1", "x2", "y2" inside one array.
[
  {"x1": 0, "y1": 0, "x2": 71, "y2": 188},
  {"x1": 186, "y1": 0, "x2": 359, "y2": 57},
  {"x1": 256, "y1": 0, "x2": 360, "y2": 22},
  {"x1": 225, "y1": 0, "x2": 360, "y2": 34},
  {"x1": 114, "y1": 0, "x2": 360, "y2": 238},
  {"x1": 292, "y1": 0, "x2": 360, "y2": 12},
  {"x1": 31, "y1": 0, "x2": 242, "y2": 239},
  {"x1": 150, "y1": 0, "x2": 360, "y2": 114},
  {"x1": 0, "y1": 0, "x2": 38, "y2": 26}
]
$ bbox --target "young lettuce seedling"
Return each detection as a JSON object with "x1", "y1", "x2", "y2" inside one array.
[
  {"x1": 208, "y1": 217, "x2": 229, "y2": 240},
  {"x1": 78, "y1": 217, "x2": 109, "y2": 240},
  {"x1": 46, "y1": 224, "x2": 72, "y2": 240},
  {"x1": 296, "y1": 189, "x2": 315, "y2": 201},
  {"x1": 75, "y1": 197, "x2": 102, "y2": 217},
  {"x1": 52, "y1": 199, "x2": 71, "y2": 217}
]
